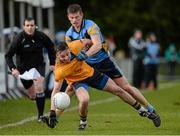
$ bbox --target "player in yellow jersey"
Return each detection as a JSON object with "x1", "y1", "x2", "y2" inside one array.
[
  {"x1": 65, "y1": 4, "x2": 161, "y2": 128},
  {"x1": 43, "y1": 40, "x2": 160, "y2": 130}
]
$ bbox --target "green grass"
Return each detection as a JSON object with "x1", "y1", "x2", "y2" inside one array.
[{"x1": 0, "y1": 81, "x2": 180, "y2": 135}]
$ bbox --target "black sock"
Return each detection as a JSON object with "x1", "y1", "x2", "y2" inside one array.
[
  {"x1": 132, "y1": 101, "x2": 141, "y2": 110},
  {"x1": 36, "y1": 92, "x2": 45, "y2": 118},
  {"x1": 80, "y1": 116, "x2": 87, "y2": 122}
]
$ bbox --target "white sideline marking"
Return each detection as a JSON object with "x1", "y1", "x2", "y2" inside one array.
[
  {"x1": 0, "y1": 82, "x2": 176, "y2": 129},
  {"x1": 0, "y1": 97, "x2": 118, "y2": 129}
]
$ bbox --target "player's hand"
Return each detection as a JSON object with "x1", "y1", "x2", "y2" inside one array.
[
  {"x1": 77, "y1": 49, "x2": 88, "y2": 61},
  {"x1": 81, "y1": 39, "x2": 93, "y2": 50},
  {"x1": 11, "y1": 68, "x2": 20, "y2": 78},
  {"x1": 49, "y1": 110, "x2": 58, "y2": 128},
  {"x1": 42, "y1": 110, "x2": 58, "y2": 128}
]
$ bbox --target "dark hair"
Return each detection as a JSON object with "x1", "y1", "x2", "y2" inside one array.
[
  {"x1": 23, "y1": 17, "x2": 35, "y2": 25},
  {"x1": 134, "y1": 28, "x2": 142, "y2": 34},
  {"x1": 56, "y1": 42, "x2": 68, "y2": 52},
  {"x1": 67, "y1": 4, "x2": 82, "y2": 14},
  {"x1": 148, "y1": 32, "x2": 156, "y2": 37}
]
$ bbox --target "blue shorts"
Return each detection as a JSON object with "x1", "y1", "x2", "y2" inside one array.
[
  {"x1": 73, "y1": 69, "x2": 109, "y2": 91},
  {"x1": 88, "y1": 57, "x2": 123, "y2": 79}
]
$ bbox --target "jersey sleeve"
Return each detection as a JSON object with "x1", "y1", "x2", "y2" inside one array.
[
  {"x1": 87, "y1": 22, "x2": 101, "y2": 36},
  {"x1": 68, "y1": 40, "x2": 84, "y2": 55},
  {"x1": 54, "y1": 72, "x2": 64, "y2": 82},
  {"x1": 4, "y1": 33, "x2": 22, "y2": 70},
  {"x1": 54, "y1": 63, "x2": 65, "y2": 82},
  {"x1": 65, "y1": 35, "x2": 72, "y2": 43},
  {"x1": 40, "y1": 32, "x2": 56, "y2": 66},
  {"x1": 65, "y1": 28, "x2": 73, "y2": 43}
]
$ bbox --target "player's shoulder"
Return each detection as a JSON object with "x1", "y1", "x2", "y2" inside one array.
[
  {"x1": 13, "y1": 31, "x2": 24, "y2": 42},
  {"x1": 35, "y1": 31, "x2": 47, "y2": 37},
  {"x1": 84, "y1": 19, "x2": 97, "y2": 28},
  {"x1": 66, "y1": 26, "x2": 73, "y2": 36},
  {"x1": 15, "y1": 30, "x2": 23, "y2": 37},
  {"x1": 35, "y1": 31, "x2": 52, "y2": 41}
]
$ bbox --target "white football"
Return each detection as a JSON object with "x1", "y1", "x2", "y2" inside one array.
[{"x1": 53, "y1": 92, "x2": 70, "y2": 110}]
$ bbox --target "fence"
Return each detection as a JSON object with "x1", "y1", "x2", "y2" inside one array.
[
  {"x1": 1, "y1": 55, "x2": 180, "y2": 100},
  {"x1": 0, "y1": 0, "x2": 55, "y2": 100}
]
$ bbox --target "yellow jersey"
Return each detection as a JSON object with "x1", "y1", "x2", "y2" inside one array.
[{"x1": 54, "y1": 40, "x2": 94, "y2": 85}]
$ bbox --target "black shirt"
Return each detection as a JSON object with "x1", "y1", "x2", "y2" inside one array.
[{"x1": 5, "y1": 30, "x2": 56, "y2": 72}]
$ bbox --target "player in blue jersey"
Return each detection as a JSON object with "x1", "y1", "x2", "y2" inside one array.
[{"x1": 64, "y1": 4, "x2": 161, "y2": 128}]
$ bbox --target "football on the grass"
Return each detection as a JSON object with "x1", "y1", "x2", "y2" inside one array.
[{"x1": 53, "y1": 92, "x2": 70, "y2": 110}]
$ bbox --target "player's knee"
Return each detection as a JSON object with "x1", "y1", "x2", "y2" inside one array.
[
  {"x1": 112, "y1": 86, "x2": 125, "y2": 95},
  {"x1": 34, "y1": 81, "x2": 44, "y2": 92},
  {"x1": 36, "y1": 85, "x2": 44, "y2": 92},
  {"x1": 121, "y1": 83, "x2": 132, "y2": 93},
  {"x1": 79, "y1": 96, "x2": 89, "y2": 106},
  {"x1": 27, "y1": 87, "x2": 36, "y2": 100},
  {"x1": 34, "y1": 77, "x2": 44, "y2": 91},
  {"x1": 122, "y1": 84, "x2": 138, "y2": 98}
]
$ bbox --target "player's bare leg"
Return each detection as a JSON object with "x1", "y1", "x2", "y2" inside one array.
[
  {"x1": 75, "y1": 87, "x2": 89, "y2": 130},
  {"x1": 113, "y1": 76, "x2": 161, "y2": 127},
  {"x1": 113, "y1": 76, "x2": 150, "y2": 107},
  {"x1": 103, "y1": 78, "x2": 160, "y2": 127},
  {"x1": 27, "y1": 84, "x2": 36, "y2": 100}
]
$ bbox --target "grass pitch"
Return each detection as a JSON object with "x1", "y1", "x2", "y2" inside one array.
[{"x1": 0, "y1": 81, "x2": 180, "y2": 135}]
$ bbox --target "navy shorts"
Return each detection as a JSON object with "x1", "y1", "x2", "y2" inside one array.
[
  {"x1": 73, "y1": 69, "x2": 109, "y2": 91},
  {"x1": 88, "y1": 57, "x2": 123, "y2": 79},
  {"x1": 20, "y1": 65, "x2": 45, "y2": 89}
]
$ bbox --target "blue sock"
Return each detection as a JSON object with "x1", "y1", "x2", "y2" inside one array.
[{"x1": 146, "y1": 105, "x2": 154, "y2": 113}]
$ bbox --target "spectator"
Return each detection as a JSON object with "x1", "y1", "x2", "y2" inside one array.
[
  {"x1": 144, "y1": 33, "x2": 160, "y2": 90},
  {"x1": 128, "y1": 29, "x2": 146, "y2": 88},
  {"x1": 165, "y1": 43, "x2": 179, "y2": 79},
  {"x1": 106, "y1": 35, "x2": 116, "y2": 56}
]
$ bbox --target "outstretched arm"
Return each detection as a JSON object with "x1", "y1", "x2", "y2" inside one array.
[
  {"x1": 42, "y1": 81, "x2": 62, "y2": 128},
  {"x1": 80, "y1": 39, "x2": 93, "y2": 48},
  {"x1": 85, "y1": 34, "x2": 102, "y2": 57},
  {"x1": 76, "y1": 37, "x2": 101, "y2": 61}
]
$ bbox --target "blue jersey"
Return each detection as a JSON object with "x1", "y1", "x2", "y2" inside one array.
[
  {"x1": 144, "y1": 42, "x2": 160, "y2": 64},
  {"x1": 65, "y1": 19, "x2": 109, "y2": 64}
]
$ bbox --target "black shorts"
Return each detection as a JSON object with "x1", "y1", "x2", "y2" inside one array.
[
  {"x1": 88, "y1": 57, "x2": 123, "y2": 79},
  {"x1": 73, "y1": 69, "x2": 109, "y2": 90},
  {"x1": 20, "y1": 65, "x2": 45, "y2": 89}
]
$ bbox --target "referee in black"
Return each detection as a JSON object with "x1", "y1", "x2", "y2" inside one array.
[{"x1": 5, "y1": 17, "x2": 56, "y2": 122}]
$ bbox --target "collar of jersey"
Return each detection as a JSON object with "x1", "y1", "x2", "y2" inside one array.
[
  {"x1": 70, "y1": 52, "x2": 76, "y2": 61},
  {"x1": 23, "y1": 31, "x2": 36, "y2": 39},
  {"x1": 72, "y1": 19, "x2": 85, "y2": 34}
]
